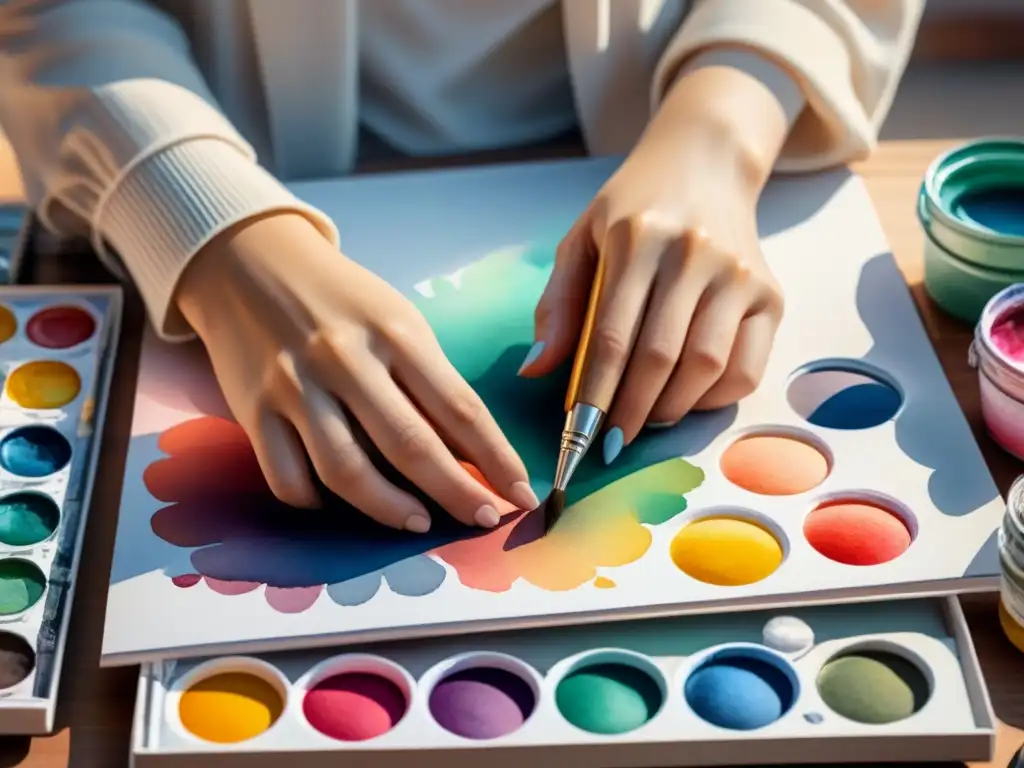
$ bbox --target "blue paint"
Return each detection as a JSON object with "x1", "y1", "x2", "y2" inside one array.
[
  {"x1": 806, "y1": 382, "x2": 902, "y2": 430},
  {"x1": 0, "y1": 426, "x2": 72, "y2": 478},
  {"x1": 956, "y1": 186, "x2": 1024, "y2": 237},
  {"x1": 684, "y1": 652, "x2": 796, "y2": 731}
]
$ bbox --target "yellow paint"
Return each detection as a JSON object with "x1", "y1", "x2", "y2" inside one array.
[
  {"x1": 593, "y1": 576, "x2": 616, "y2": 589},
  {"x1": 670, "y1": 517, "x2": 783, "y2": 586},
  {"x1": 178, "y1": 672, "x2": 283, "y2": 744},
  {"x1": 999, "y1": 601, "x2": 1024, "y2": 654},
  {"x1": 6, "y1": 361, "x2": 81, "y2": 409},
  {"x1": 0, "y1": 306, "x2": 15, "y2": 345}
]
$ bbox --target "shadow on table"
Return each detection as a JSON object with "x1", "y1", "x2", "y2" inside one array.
[{"x1": 0, "y1": 738, "x2": 29, "y2": 767}]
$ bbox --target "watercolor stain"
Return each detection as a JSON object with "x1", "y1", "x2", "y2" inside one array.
[{"x1": 593, "y1": 577, "x2": 616, "y2": 589}]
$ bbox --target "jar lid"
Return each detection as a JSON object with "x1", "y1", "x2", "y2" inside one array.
[{"x1": 922, "y1": 138, "x2": 1024, "y2": 246}]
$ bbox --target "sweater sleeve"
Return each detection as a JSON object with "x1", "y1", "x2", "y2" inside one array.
[
  {"x1": 0, "y1": 0, "x2": 339, "y2": 340},
  {"x1": 651, "y1": 0, "x2": 925, "y2": 172}
]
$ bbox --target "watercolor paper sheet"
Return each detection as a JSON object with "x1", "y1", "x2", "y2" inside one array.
[{"x1": 102, "y1": 158, "x2": 1004, "y2": 665}]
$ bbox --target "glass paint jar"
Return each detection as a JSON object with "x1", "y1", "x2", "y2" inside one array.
[
  {"x1": 970, "y1": 284, "x2": 1024, "y2": 461},
  {"x1": 999, "y1": 476, "x2": 1024, "y2": 654},
  {"x1": 919, "y1": 138, "x2": 1024, "y2": 324}
]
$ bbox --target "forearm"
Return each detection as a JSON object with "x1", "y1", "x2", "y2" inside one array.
[{"x1": 640, "y1": 47, "x2": 803, "y2": 192}]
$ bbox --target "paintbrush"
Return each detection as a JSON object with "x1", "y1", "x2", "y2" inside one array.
[{"x1": 542, "y1": 254, "x2": 607, "y2": 534}]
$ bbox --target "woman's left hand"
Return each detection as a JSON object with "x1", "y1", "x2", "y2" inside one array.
[{"x1": 519, "y1": 63, "x2": 790, "y2": 463}]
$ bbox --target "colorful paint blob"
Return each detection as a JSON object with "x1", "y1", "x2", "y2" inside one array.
[
  {"x1": 6, "y1": 361, "x2": 81, "y2": 409},
  {"x1": 0, "y1": 559, "x2": 46, "y2": 616},
  {"x1": 0, "y1": 493, "x2": 59, "y2": 546},
  {"x1": 991, "y1": 307, "x2": 1024, "y2": 362},
  {"x1": 816, "y1": 651, "x2": 929, "y2": 724},
  {"x1": 303, "y1": 672, "x2": 407, "y2": 741},
  {"x1": 720, "y1": 434, "x2": 829, "y2": 495},
  {"x1": 0, "y1": 306, "x2": 16, "y2": 345},
  {"x1": 684, "y1": 652, "x2": 796, "y2": 730},
  {"x1": 670, "y1": 517, "x2": 783, "y2": 586},
  {"x1": 593, "y1": 576, "x2": 616, "y2": 589},
  {"x1": 0, "y1": 426, "x2": 72, "y2": 478},
  {"x1": 26, "y1": 305, "x2": 96, "y2": 349},
  {"x1": 0, "y1": 632, "x2": 35, "y2": 689},
  {"x1": 803, "y1": 500, "x2": 912, "y2": 566},
  {"x1": 179, "y1": 672, "x2": 283, "y2": 743},
  {"x1": 429, "y1": 667, "x2": 536, "y2": 739},
  {"x1": 555, "y1": 662, "x2": 663, "y2": 735},
  {"x1": 787, "y1": 365, "x2": 902, "y2": 430}
]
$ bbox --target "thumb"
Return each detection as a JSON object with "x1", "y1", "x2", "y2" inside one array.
[{"x1": 519, "y1": 232, "x2": 594, "y2": 378}]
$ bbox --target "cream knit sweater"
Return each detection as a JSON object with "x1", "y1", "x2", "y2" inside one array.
[{"x1": 0, "y1": 0, "x2": 924, "y2": 339}]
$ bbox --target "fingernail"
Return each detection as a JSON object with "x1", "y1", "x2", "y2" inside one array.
[
  {"x1": 404, "y1": 515, "x2": 431, "y2": 533},
  {"x1": 646, "y1": 421, "x2": 678, "y2": 430},
  {"x1": 603, "y1": 427, "x2": 624, "y2": 465},
  {"x1": 517, "y1": 341, "x2": 545, "y2": 375},
  {"x1": 510, "y1": 481, "x2": 541, "y2": 510},
  {"x1": 474, "y1": 504, "x2": 501, "y2": 528}
]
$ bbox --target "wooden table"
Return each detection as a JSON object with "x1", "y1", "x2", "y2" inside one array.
[{"x1": 0, "y1": 68, "x2": 1022, "y2": 768}]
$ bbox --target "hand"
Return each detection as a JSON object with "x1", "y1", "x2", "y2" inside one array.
[
  {"x1": 175, "y1": 213, "x2": 538, "y2": 531},
  {"x1": 520, "y1": 62, "x2": 790, "y2": 462}
]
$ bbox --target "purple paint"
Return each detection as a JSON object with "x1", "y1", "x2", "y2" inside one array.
[{"x1": 428, "y1": 667, "x2": 535, "y2": 740}]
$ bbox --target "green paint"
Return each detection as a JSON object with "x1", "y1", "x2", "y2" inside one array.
[
  {"x1": 816, "y1": 652, "x2": 929, "y2": 724},
  {"x1": 0, "y1": 559, "x2": 46, "y2": 616},
  {"x1": 0, "y1": 493, "x2": 59, "y2": 547},
  {"x1": 414, "y1": 247, "x2": 704, "y2": 509},
  {"x1": 555, "y1": 663, "x2": 663, "y2": 735}
]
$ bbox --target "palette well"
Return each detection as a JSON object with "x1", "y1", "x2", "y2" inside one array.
[
  {"x1": 129, "y1": 597, "x2": 994, "y2": 768},
  {"x1": 0, "y1": 286, "x2": 121, "y2": 734},
  {"x1": 104, "y1": 158, "x2": 1006, "y2": 666}
]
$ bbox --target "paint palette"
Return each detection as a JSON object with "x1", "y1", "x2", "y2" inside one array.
[
  {"x1": 103, "y1": 158, "x2": 1005, "y2": 665},
  {"x1": 0, "y1": 286, "x2": 121, "y2": 733},
  {"x1": 129, "y1": 597, "x2": 995, "y2": 767}
]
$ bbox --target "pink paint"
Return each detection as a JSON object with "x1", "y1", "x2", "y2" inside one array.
[{"x1": 974, "y1": 285, "x2": 1024, "y2": 461}]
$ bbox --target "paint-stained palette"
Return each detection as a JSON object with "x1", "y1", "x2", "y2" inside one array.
[
  {"x1": 0, "y1": 286, "x2": 121, "y2": 734},
  {"x1": 103, "y1": 158, "x2": 1005, "y2": 665},
  {"x1": 129, "y1": 597, "x2": 995, "y2": 768}
]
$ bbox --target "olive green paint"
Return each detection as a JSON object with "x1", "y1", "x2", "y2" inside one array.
[{"x1": 816, "y1": 652, "x2": 929, "y2": 724}]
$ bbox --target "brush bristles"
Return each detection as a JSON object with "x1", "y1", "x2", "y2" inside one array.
[{"x1": 542, "y1": 489, "x2": 567, "y2": 534}]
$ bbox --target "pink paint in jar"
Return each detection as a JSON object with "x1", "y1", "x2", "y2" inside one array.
[{"x1": 971, "y1": 284, "x2": 1024, "y2": 461}]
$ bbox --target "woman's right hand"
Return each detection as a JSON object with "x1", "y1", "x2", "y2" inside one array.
[{"x1": 174, "y1": 213, "x2": 538, "y2": 533}]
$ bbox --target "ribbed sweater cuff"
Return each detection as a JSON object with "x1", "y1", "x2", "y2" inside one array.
[{"x1": 96, "y1": 138, "x2": 339, "y2": 341}]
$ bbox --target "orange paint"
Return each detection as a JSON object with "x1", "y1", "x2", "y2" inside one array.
[
  {"x1": 593, "y1": 577, "x2": 616, "y2": 589},
  {"x1": 720, "y1": 434, "x2": 829, "y2": 496}
]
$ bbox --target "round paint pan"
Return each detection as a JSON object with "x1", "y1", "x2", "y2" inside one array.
[
  {"x1": 786, "y1": 360, "x2": 903, "y2": 430},
  {"x1": 0, "y1": 492, "x2": 60, "y2": 548},
  {"x1": 803, "y1": 491, "x2": 917, "y2": 567},
  {"x1": 681, "y1": 644, "x2": 799, "y2": 731},
  {"x1": 816, "y1": 642, "x2": 931, "y2": 725},
  {"x1": 25, "y1": 304, "x2": 97, "y2": 350},
  {"x1": 297, "y1": 654, "x2": 413, "y2": 742},
  {"x1": 0, "y1": 426, "x2": 72, "y2": 478},
  {"x1": 0, "y1": 305, "x2": 16, "y2": 347},
  {"x1": 0, "y1": 631, "x2": 35, "y2": 690},
  {"x1": 719, "y1": 427, "x2": 832, "y2": 496},
  {"x1": 5, "y1": 361, "x2": 81, "y2": 410},
  {"x1": 170, "y1": 657, "x2": 288, "y2": 744},
  {"x1": 423, "y1": 651, "x2": 541, "y2": 740},
  {"x1": 670, "y1": 509, "x2": 787, "y2": 587},
  {"x1": 0, "y1": 558, "x2": 46, "y2": 617},
  {"x1": 553, "y1": 648, "x2": 667, "y2": 736}
]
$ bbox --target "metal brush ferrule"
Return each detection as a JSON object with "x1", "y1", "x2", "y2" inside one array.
[{"x1": 553, "y1": 403, "x2": 604, "y2": 492}]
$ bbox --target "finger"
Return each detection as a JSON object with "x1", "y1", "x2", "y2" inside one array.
[
  {"x1": 694, "y1": 311, "x2": 778, "y2": 411},
  {"x1": 248, "y1": 409, "x2": 320, "y2": 508},
  {"x1": 286, "y1": 384, "x2": 432, "y2": 532},
  {"x1": 393, "y1": 341, "x2": 539, "y2": 511},
  {"x1": 577, "y1": 227, "x2": 660, "y2": 413},
  {"x1": 520, "y1": 227, "x2": 595, "y2": 377},
  {"x1": 339, "y1": 358, "x2": 509, "y2": 528},
  {"x1": 607, "y1": 241, "x2": 713, "y2": 444},
  {"x1": 648, "y1": 284, "x2": 750, "y2": 425}
]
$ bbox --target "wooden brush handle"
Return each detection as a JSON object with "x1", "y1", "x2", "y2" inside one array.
[{"x1": 564, "y1": 254, "x2": 606, "y2": 413}]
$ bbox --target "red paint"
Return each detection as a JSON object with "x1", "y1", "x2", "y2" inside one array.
[
  {"x1": 803, "y1": 500, "x2": 911, "y2": 566},
  {"x1": 303, "y1": 673, "x2": 407, "y2": 741},
  {"x1": 26, "y1": 306, "x2": 96, "y2": 349},
  {"x1": 171, "y1": 574, "x2": 201, "y2": 588},
  {"x1": 991, "y1": 307, "x2": 1024, "y2": 362}
]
